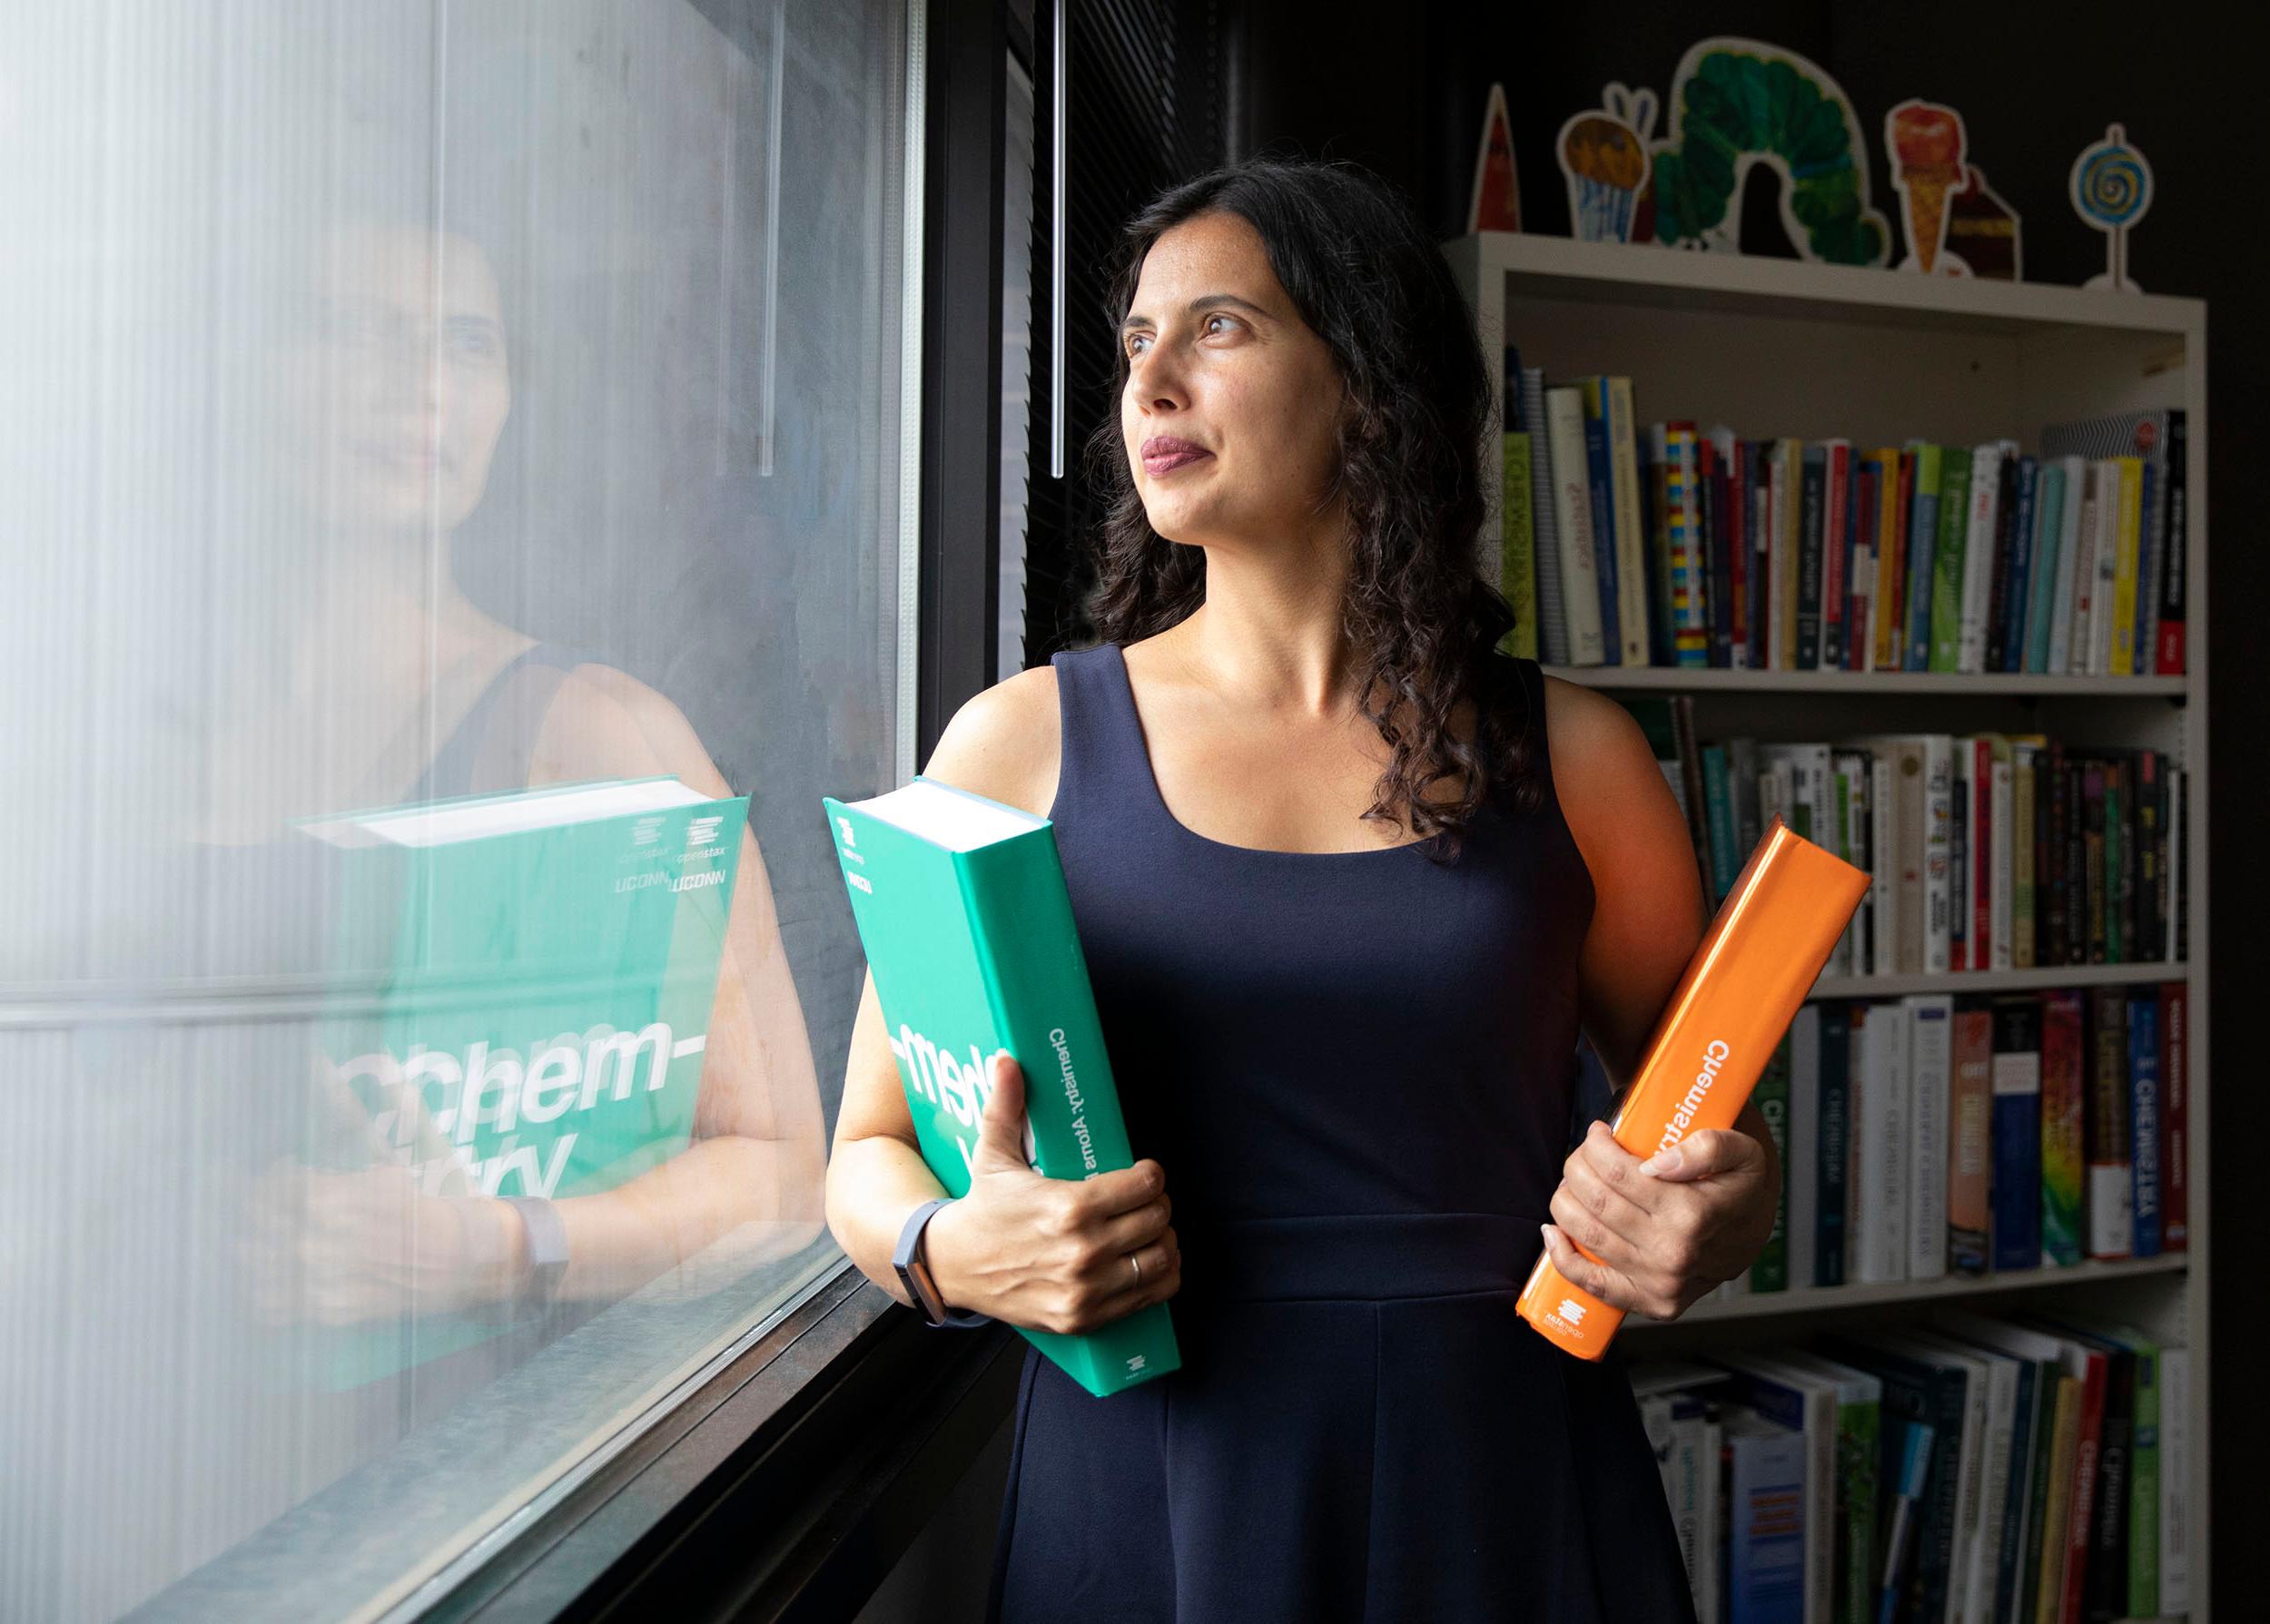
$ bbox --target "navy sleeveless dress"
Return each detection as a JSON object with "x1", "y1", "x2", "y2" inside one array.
[{"x1": 984, "y1": 642, "x2": 1696, "y2": 1624}]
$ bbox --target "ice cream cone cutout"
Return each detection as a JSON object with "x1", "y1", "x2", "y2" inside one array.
[
  {"x1": 1886, "y1": 99, "x2": 1974, "y2": 274},
  {"x1": 1557, "y1": 83, "x2": 1656, "y2": 244}
]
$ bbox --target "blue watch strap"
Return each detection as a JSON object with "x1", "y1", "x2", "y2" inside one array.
[{"x1": 893, "y1": 1197, "x2": 992, "y2": 1328}]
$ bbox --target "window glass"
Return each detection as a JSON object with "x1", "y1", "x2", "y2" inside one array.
[{"x1": 0, "y1": 2, "x2": 913, "y2": 1617}]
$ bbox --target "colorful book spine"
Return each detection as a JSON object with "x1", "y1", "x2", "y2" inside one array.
[
  {"x1": 1752, "y1": 1041, "x2": 1791, "y2": 1293},
  {"x1": 1670, "y1": 423, "x2": 1710, "y2": 666},
  {"x1": 2024, "y1": 461, "x2": 2067, "y2": 674},
  {"x1": 1957, "y1": 442, "x2": 2006, "y2": 674},
  {"x1": 1903, "y1": 443, "x2": 1942, "y2": 671},
  {"x1": 2086, "y1": 985, "x2": 2135, "y2": 1259},
  {"x1": 1725, "y1": 1411, "x2": 1809, "y2": 1623},
  {"x1": 2156, "y1": 412, "x2": 2188, "y2": 674},
  {"x1": 2039, "y1": 990, "x2": 2085, "y2": 1265}
]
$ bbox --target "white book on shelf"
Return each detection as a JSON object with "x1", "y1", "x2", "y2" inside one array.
[
  {"x1": 1957, "y1": 441, "x2": 2008, "y2": 674},
  {"x1": 2046, "y1": 454, "x2": 2088, "y2": 674},
  {"x1": 1904, "y1": 993, "x2": 1952, "y2": 1283},
  {"x1": 1870, "y1": 753, "x2": 1897, "y2": 977},
  {"x1": 1851, "y1": 1002, "x2": 1910, "y2": 1284},
  {"x1": 1922, "y1": 733, "x2": 1954, "y2": 974},
  {"x1": 1831, "y1": 750, "x2": 1869, "y2": 978},
  {"x1": 1786, "y1": 1005, "x2": 1821, "y2": 1289},
  {"x1": 1544, "y1": 387, "x2": 1606, "y2": 665}
]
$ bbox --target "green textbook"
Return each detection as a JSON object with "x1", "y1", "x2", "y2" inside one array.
[
  {"x1": 296, "y1": 777, "x2": 745, "y2": 1385},
  {"x1": 823, "y1": 778, "x2": 1179, "y2": 1397}
]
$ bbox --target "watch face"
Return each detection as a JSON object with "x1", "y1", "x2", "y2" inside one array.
[{"x1": 906, "y1": 1251, "x2": 946, "y2": 1319}]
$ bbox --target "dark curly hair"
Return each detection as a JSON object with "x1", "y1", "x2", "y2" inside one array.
[{"x1": 1077, "y1": 156, "x2": 1538, "y2": 863}]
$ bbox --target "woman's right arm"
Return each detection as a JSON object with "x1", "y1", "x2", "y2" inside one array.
[{"x1": 823, "y1": 676, "x2": 1180, "y2": 1333}]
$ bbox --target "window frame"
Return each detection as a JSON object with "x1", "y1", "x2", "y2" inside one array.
[{"x1": 400, "y1": 0, "x2": 1022, "y2": 1614}]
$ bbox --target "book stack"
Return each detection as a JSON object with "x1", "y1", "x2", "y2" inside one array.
[
  {"x1": 1726, "y1": 983, "x2": 2186, "y2": 1305},
  {"x1": 1495, "y1": 350, "x2": 2187, "y2": 679},
  {"x1": 1633, "y1": 1311, "x2": 2190, "y2": 1624},
  {"x1": 1622, "y1": 707, "x2": 2187, "y2": 982}
]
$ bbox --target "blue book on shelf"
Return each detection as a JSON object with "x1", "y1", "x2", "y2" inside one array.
[
  {"x1": 1817, "y1": 1005, "x2": 1851, "y2": 1287},
  {"x1": 1581, "y1": 390, "x2": 1624, "y2": 663},
  {"x1": 2128, "y1": 989, "x2": 2162, "y2": 1257},
  {"x1": 2000, "y1": 456, "x2": 2038, "y2": 672},
  {"x1": 1724, "y1": 1412, "x2": 1807, "y2": 1624},
  {"x1": 1990, "y1": 998, "x2": 2043, "y2": 1271},
  {"x1": 2024, "y1": 463, "x2": 2067, "y2": 674}
]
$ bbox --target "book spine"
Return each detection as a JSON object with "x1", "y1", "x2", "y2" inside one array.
[
  {"x1": 1824, "y1": 442, "x2": 1851, "y2": 668},
  {"x1": 1702, "y1": 437, "x2": 1729, "y2": 667},
  {"x1": 2128, "y1": 990, "x2": 2162, "y2": 1258},
  {"x1": 2026, "y1": 464, "x2": 2066, "y2": 673},
  {"x1": 2161, "y1": 981, "x2": 2187, "y2": 1250},
  {"x1": 2039, "y1": 989, "x2": 2086, "y2": 1266},
  {"x1": 2155, "y1": 412, "x2": 2187, "y2": 674},
  {"x1": 1905, "y1": 995, "x2": 1952, "y2": 1282},
  {"x1": 1990, "y1": 999, "x2": 2045, "y2": 1272},
  {"x1": 1498, "y1": 349, "x2": 1537, "y2": 659},
  {"x1": 1850, "y1": 457, "x2": 1878, "y2": 673},
  {"x1": 1923, "y1": 734, "x2": 1954, "y2": 975},
  {"x1": 2158, "y1": 1349, "x2": 2189, "y2": 1613},
  {"x1": 1606, "y1": 377, "x2": 1651, "y2": 666},
  {"x1": 1673, "y1": 427, "x2": 1711, "y2": 666},
  {"x1": 1751, "y1": 1039, "x2": 1790, "y2": 1292},
  {"x1": 1905, "y1": 444, "x2": 1943, "y2": 671},
  {"x1": 2013, "y1": 743, "x2": 2038, "y2": 969},
  {"x1": 2000, "y1": 455, "x2": 2038, "y2": 672},
  {"x1": 1776, "y1": 438, "x2": 1802, "y2": 671},
  {"x1": 2061, "y1": 1354, "x2": 2108, "y2": 1624},
  {"x1": 1991, "y1": 747, "x2": 2014, "y2": 970},
  {"x1": 2127, "y1": 1343, "x2": 2161, "y2": 1620},
  {"x1": 2086, "y1": 985, "x2": 2135, "y2": 1259},
  {"x1": 1545, "y1": 388, "x2": 1606, "y2": 664},
  {"x1": 1870, "y1": 754, "x2": 1895, "y2": 978},
  {"x1": 1579, "y1": 382, "x2": 1624, "y2": 663},
  {"x1": 1785, "y1": 1021, "x2": 1818, "y2": 1290},
  {"x1": 2132, "y1": 458, "x2": 2159, "y2": 683},
  {"x1": 1930, "y1": 448, "x2": 1972, "y2": 671},
  {"x1": 2087, "y1": 462, "x2": 2120, "y2": 675},
  {"x1": 1525, "y1": 369, "x2": 1570, "y2": 665},
  {"x1": 2110, "y1": 456, "x2": 2143, "y2": 676},
  {"x1": 1948, "y1": 1003, "x2": 1992, "y2": 1275},
  {"x1": 2084, "y1": 1351, "x2": 2134, "y2": 1623},
  {"x1": 1818, "y1": 1006, "x2": 1851, "y2": 1286},
  {"x1": 962, "y1": 839, "x2": 1181, "y2": 1393},
  {"x1": 1797, "y1": 448, "x2": 1826, "y2": 670},
  {"x1": 1702, "y1": 744, "x2": 1737, "y2": 905},
  {"x1": 2048, "y1": 458, "x2": 2087, "y2": 674},
  {"x1": 1730, "y1": 438, "x2": 1752, "y2": 668},
  {"x1": 1958, "y1": 445, "x2": 2002, "y2": 674}
]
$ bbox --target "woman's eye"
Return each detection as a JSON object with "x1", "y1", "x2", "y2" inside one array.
[{"x1": 1203, "y1": 313, "x2": 1235, "y2": 336}]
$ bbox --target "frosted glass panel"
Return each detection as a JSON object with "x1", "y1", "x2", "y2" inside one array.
[{"x1": 0, "y1": 2, "x2": 914, "y2": 1617}]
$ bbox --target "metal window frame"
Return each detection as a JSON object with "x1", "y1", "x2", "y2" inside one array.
[{"x1": 409, "y1": 0, "x2": 1020, "y2": 1617}]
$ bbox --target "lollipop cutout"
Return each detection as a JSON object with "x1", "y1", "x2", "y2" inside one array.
[{"x1": 2071, "y1": 123, "x2": 2154, "y2": 293}]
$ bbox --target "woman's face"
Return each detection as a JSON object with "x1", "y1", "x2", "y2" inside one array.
[
  {"x1": 273, "y1": 222, "x2": 512, "y2": 540},
  {"x1": 1119, "y1": 211, "x2": 1347, "y2": 553}
]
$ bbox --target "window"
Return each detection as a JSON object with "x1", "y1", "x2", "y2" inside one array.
[{"x1": 0, "y1": 2, "x2": 917, "y2": 1618}]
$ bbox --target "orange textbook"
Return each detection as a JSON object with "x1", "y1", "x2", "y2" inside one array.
[{"x1": 1517, "y1": 820, "x2": 1870, "y2": 1359}]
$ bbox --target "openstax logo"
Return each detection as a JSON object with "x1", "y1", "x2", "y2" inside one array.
[
  {"x1": 1557, "y1": 1298, "x2": 1587, "y2": 1324},
  {"x1": 1126, "y1": 1354, "x2": 1147, "y2": 1373}
]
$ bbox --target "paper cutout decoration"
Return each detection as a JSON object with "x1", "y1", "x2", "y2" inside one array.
[
  {"x1": 1467, "y1": 83, "x2": 1523, "y2": 233},
  {"x1": 1885, "y1": 100, "x2": 1971, "y2": 273},
  {"x1": 1945, "y1": 165, "x2": 2022, "y2": 281},
  {"x1": 2071, "y1": 123, "x2": 2154, "y2": 292},
  {"x1": 1647, "y1": 38, "x2": 1890, "y2": 266},
  {"x1": 1556, "y1": 84, "x2": 1657, "y2": 243}
]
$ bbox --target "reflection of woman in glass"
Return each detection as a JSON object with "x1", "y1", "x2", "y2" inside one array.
[{"x1": 224, "y1": 219, "x2": 826, "y2": 1352}]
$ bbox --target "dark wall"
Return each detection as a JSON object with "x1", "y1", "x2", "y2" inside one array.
[{"x1": 1243, "y1": 3, "x2": 2260, "y2": 1612}]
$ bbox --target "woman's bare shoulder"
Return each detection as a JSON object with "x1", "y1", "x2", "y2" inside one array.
[
  {"x1": 1537, "y1": 674, "x2": 1669, "y2": 855},
  {"x1": 921, "y1": 664, "x2": 1062, "y2": 821}
]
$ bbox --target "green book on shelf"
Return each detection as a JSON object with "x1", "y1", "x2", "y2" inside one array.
[
  {"x1": 1929, "y1": 447, "x2": 1973, "y2": 673},
  {"x1": 823, "y1": 778, "x2": 1179, "y2": 1397},
  {"x1": 1749, "y1": 1046, "x2": 1790, "y2": 1293},
  {"x1": 298, "y1": 777, "x2": 746, "y2": 1387}
]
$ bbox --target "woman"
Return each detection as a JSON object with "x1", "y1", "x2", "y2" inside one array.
[{"x1": 824, "y1": 158, "x2": 1781, "y2": 1621}]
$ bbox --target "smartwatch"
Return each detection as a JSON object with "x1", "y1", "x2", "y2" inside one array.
[
  {"x1": 893, "y1": 1197, "x2": 991, "y2": 1328},
  {"x1": 505, "y1": 1196, "x2": 569, "y2": 1313}
]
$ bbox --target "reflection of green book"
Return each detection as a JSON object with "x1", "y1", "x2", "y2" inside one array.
[
  {"x1": 824, "y1": 779, "x2": 1179, "y2": 1397},
  {"x1": 298, "y1": 777, "x2": 745, "y2": 1385}
]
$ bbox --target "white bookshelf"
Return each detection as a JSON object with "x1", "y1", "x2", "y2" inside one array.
[{"x1": 1444, "y1": 231, "x2": 2211, "y2": 1613}]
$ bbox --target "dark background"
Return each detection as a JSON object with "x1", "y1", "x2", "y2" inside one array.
[{"x1": 1231, "y1": 1, "x2": 2259, "y2": 1609}]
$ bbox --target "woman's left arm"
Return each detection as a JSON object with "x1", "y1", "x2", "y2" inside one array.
[{"x1": 1535, "y1": 678, "x2": 1781, "y2": 1321}]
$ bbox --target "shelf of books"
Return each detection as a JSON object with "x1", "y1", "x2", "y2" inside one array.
[{"x1": 1445, "y1": 231, "x2": 2208, "y2": 1622}]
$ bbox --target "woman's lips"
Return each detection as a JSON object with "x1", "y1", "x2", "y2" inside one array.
[{"x1": 1142, "y1": 448, "x2": 1211, "y2": 475}]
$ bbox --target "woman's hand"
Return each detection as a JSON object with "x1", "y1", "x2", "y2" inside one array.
[
  {"x1": 1538, "y1": 1112, "x2": 1781, "y2": 1322},
  {"x1": 920, "y1": 1054, "x2": 1181, "y2": 1335}
]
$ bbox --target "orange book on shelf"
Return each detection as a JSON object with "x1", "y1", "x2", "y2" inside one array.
[{"x1": 1516, "y1": 819, "x2": 1870, "y2": 1360}]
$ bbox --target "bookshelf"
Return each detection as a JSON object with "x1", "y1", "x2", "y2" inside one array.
[{"x1": 1444, "y1": 231, "x2": 2210, "y2": 1617}]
